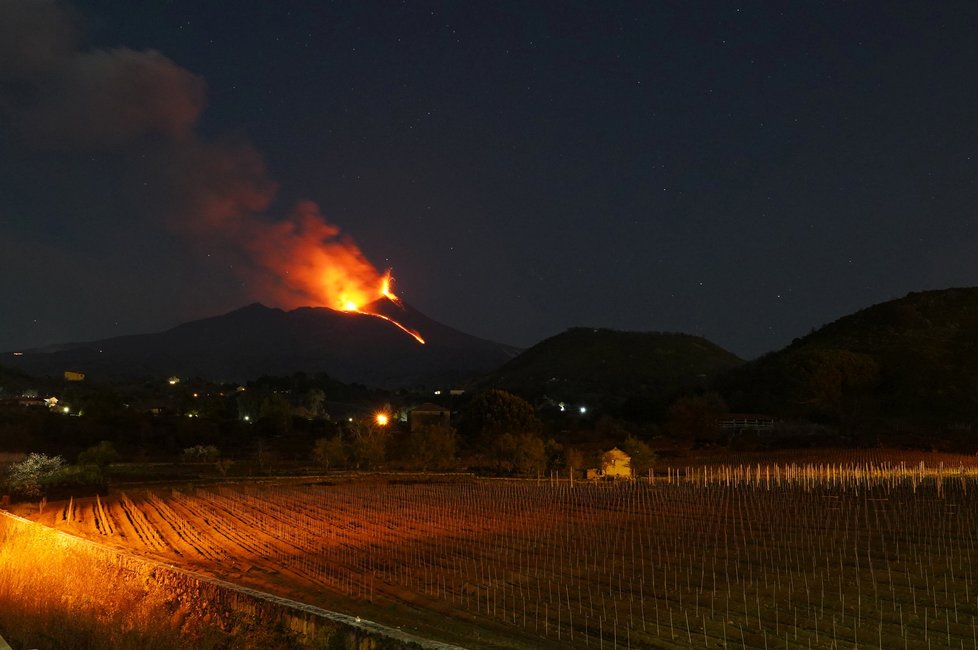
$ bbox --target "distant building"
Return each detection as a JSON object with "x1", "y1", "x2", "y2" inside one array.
[
  {"x1": 586, "y1": 447, "x2": 632, "y2": 480},
  {"x1": 64, "y1": 371, "x2": 85, "y2": 382},
  {"x1": 409, "y1": 402, "x2": 451, "y2": 431}
]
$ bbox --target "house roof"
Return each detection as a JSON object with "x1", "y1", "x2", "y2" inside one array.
[{"x1": 411, "y1": 402, "x2": 450, "y2": 413}]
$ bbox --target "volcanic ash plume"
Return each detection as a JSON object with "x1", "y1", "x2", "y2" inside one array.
[
  {"x1": 246, "y1": 201, "x2": 393, "y2": 311},
  {"x1": 0, "y1": 0, "x2": 424, "y2": 343},
  {"x1": 240, "y1": 201, "x2": 425, "y2": 343}
]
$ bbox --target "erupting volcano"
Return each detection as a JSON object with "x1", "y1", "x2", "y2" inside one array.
[
  {"x1": 244, "y1": 200, "x2": 425, "y2": 344},
  {"x1": 338, "y1": 270, "x2": 425, "y2": 344}
]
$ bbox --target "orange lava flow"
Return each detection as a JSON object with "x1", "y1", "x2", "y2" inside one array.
[
  {"x1": 351, "y1": 309, "x2": 426, "y2": 345},
  {"x1": 340, "y1": 270, "x2": 426, "y2": 345}
]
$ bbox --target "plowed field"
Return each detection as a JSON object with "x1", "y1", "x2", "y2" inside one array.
[{"x1": 26, "y1": 468, "x2": 978, "y2": 649}]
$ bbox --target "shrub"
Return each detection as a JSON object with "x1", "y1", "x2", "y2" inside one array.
[
  {"x1": 182, "y1": 444, "x2": 220, "y2": 463},
  {"x1": 5, "y1": 453, "x2": 64, "y2": 498},
  {"x1": 78, "y1": 440, "x2": 121, "y2": 469}
]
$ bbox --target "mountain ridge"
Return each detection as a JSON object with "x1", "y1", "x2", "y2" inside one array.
[
  {"x1": 4, "y1": 302, "x2": 520, "y2": 388},
  {"x1": 716, "y1": 287, "x2": 978, "y2": 426}
]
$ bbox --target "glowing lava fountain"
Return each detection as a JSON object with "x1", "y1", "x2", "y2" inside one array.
[
  {"x1": 242, "y1": 200, "x2": 424, "y2": 343},
  {"x1": 338, "y1": 270, "x2": 425, "y2": 344}
]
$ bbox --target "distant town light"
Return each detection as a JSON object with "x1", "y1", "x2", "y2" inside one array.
[
  {"x1": 579, "y1": 406, "x2": 587, "y2": 415},
  {"x1": 168, "y1": 376, "x2": 180, "y2": 385},
  {"x1": 243, "y1": 415, "x2": 251, "y2": 422},
  {"x1": 62, "y1": 406, "x2": 70, "y2": 414},
  {"x1": 434, "y1": 390, "x2": 442, "y2": 395}
]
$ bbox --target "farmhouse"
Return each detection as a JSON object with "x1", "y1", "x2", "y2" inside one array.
[
  {"x1": 409, "y1": 402, "x2": 451, "y2": 431},
  {"x1": 586, "y1": 447, "x2": 632, "y2": 480}
]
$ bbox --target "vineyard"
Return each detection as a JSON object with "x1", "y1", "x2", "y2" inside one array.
[{"x1": 27, "y1": 451, "x2": 978, "y2": 649}]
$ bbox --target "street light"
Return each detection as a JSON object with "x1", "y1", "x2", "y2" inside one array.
[{"x1": 375, "y1": 413, "x2": 390, "y2": 426}]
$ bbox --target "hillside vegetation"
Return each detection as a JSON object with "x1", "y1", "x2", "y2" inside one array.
[
  {"x1": 480, "y1": 328, "x2": 743, "y2": 419},
  {"x1": 0, "y1": 364, "x2": 34, "y2": 394},
  {"x1": 718, "y1": 288, "x2": 978, "y2": 436}
]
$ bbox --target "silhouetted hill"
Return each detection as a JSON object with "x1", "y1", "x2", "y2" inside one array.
[
  {"x1": 479, "y1": 328, "x2": 744, "y2": 418},
  {"x1": 717, "y1": 288, "x2": 978, "y2": 427},
  {"x1": 4, "y1": 302, "x2": 519, "y2": 388},
  {"x1": 0, "y1": 363, "x2": 35, "y2": 395}
]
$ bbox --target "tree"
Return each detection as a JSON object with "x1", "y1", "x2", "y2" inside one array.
[
  {"x1": 563, "y1": 446, "x2": 585, "y2": 474},
  {"x1": 305, "y1": 389, "x2": 326, "y2": 419},
  {"x1": 77, "y1": 440, "x2": 121, "y2": 470},
  {"x1": 313, "y1": 435, "x2": 348, "y2": 470},
  {"x1": 5, "y1": 453, "x2": 65, "y2": 498},
  {"x1": 788, "y1": 348, "x2": 879, "y2": 423},
  {"x1": 514, "y1": 434, "x2": 548, "y2": 476},
  {"x1": 258, "y1": 393, "x2": 293, "y2": 435},
  {"x1": 621, "y1": 435, "x2": 656, "y2": 476},
  {"x1": 215, "y1": 458, "x2": 234, "y2": 476},
  {"x1": 403, "y1": 424, "x2": 457, "y2": 471},
  {"x1": 349, "y1": 420, "x2": 389, "y2": 469},
  {"x1": 667, "y1": 392, "x2": 727, "y2": 442},
  {"x1": 458, "y1": 389, "x2": 540, "y2": 447},
  {"x1": 490, "y1": 432, "x2": 547, "y2": 476}
]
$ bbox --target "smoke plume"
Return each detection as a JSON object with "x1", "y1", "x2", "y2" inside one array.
[{"x1": 0, "y1": 0, "x2": 388, "y2": 311}]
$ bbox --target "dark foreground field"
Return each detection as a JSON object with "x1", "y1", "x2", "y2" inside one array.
[{"x1": 3, "y1": 449, "x2": 978, "y2": 648}]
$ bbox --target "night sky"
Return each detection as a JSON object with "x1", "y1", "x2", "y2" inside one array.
[{"x1": 3, "y1": 1, "x2": 978, "y2": 360}]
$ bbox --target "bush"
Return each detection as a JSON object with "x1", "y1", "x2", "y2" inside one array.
[
  {"x1": 5, "y1": 453, "x2": 64, "y2": 499},
  {"x1": 78, "y1": 440, "x2": 121, "y2": 469},
  {"x1": 490, "y1": 432, "x2": 547, "y2": 476},
  {"x1": 182, "y1": 444, "x2": 220, "y2": 463},
  {"x1": 42, "y1": 465, "x2": 107, "y2": 500},
  {"x1": 403, "y1": 425, "x2": 458, "y2": 471},
  {"x1": 622, "y1": 435, "x2": 656, "y2": 476},
  {"x1": 312, "y1": 436, "x2": 348, "y2": 469}
]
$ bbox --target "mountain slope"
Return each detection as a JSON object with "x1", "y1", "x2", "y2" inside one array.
[
  {"x1": 717, "y1": 287, "x2": 978, "y2": 424},
  {"x1": 4, "y1": 302, "x2": 519, "y2": 388},
  {"x1": 479, "y1": 327, "x2": 744, "y2": 415}
]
